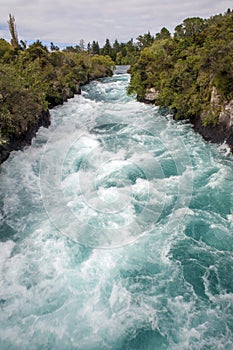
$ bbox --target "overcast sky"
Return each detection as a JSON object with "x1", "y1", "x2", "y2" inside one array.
[{"x1": 0, "y1": 0, "x2": 232, "y2": 47}]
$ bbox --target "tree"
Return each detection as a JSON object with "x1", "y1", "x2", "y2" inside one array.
[
  {"x1": 174, "y1": 24, "x2": 185, "y2": 39},
  {"x1": 87, "y1": 42, "x2": 91, "y2": 54},
  {"x1": 183, "y1": 17, "x2": 205, "y2": 38},
  {"x1": 91, "y1": 41, "x2": 100, "y2": 55},
  {"x1": 8, "y1": 14, "x2": 19, "y2": 49},
  {"x1": 136, "y1": 31, "x2": 154, "y2": 49},
  {"x1": 174, "y1": 17, "x2": 205, "y2": 40},
  {"x1": 129, "y1": 10, "x2": 233, "y2": 125},
  {"x1": 112, "y1": 39, "x2": 120, "y2": 60},
  {"x1": 156, "y1": 27, "x2": 171, "y2": 40},
  {"x1": 64, "y1": 45, "x2": 81, "y2": 53},
  {"x1": 101, "y1": 38, "x2": 112, "y2": 56},
  {"x1": 26, "y1": 41, "x2": 49, "y2": 61}
]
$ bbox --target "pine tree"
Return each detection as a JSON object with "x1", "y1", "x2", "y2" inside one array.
[
  {"x1": 91, "y1": 41, "x2": 100, "y2": 55},
  {"x1": 156, "y1": 27, "x2": 171, "y2": 40},
  {"x1": 101, "y1": 38, "x2": 112, "y2": 57},
  {"x1": 87, "y1": 42, "x2": 91, "y2": 54}
]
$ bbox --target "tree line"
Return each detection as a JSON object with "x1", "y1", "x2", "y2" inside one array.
[
  {"x1": 6, "y1": 14, "x2": 171, "y2": 66},
  {"x1": 50, "y1": 32, "x2": 156, "y2": 65}
]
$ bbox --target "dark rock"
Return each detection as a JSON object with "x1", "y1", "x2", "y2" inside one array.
[
  {"x1": 192, "y1": 90, "x2": 233, "y2": 152},
  {"x1": 192, "y1": 114, "x2": 233, "y2": 152},
  {"x1": 0, "y1": 109, "x2": 50, "y2": 164}
]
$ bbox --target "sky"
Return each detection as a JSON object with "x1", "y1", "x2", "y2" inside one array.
[{"x1": 0, "y1": 0, "x2": 232, "y2": 48}]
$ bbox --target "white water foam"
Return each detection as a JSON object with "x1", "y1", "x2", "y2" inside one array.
[{"x1": 0, "y1": 72, "x2": 233, "y2": 350}]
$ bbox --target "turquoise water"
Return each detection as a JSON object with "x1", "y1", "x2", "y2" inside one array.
[{"x1": 0, "y1": 68, "x2": 233, "y2": 349}]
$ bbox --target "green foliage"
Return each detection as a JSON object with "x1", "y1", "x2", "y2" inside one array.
[
  {"x1": 63, "y1": 45, "x2": 82, "y2": 53},
  {"x1": 92, "y1": 41, "x2": 100, "y2": 55},
  {"x1": 90, "y1": 55, "x2": 115, "y2": 78},
  {"x1": 213, "y1": 55, "x2": 233, "y2": 100},
  {"x1": 129, "y1": 10, "x2": 233, "y2": 125},
  {"x1": 0, "y1": 37, "x2": 115, "y2": 157},
  {"x1": 96, "y1": 37, "x2": 140, "y2": 65},
  {"x1": 156, "y1": 27, "x2": 171, "y2": 40},
  {"x1": 201, "y1": 108, "x2": 220, "y2": 127},
  {"x1": 136, "y1": 31, "x2": 155, "y2": 49},
  {"x1": 89, "y1": 33, "x2": 159, "y2": 65},
  {"x1": 0, "y1": 39, "x2": 13, "y2": 58},
  {"x1": 101, "y1": 38, "x2": 112, "y2": 56}
]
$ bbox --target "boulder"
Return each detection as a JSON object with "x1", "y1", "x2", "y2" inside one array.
[{"x1": 143, "y1": 88, "x2": 159, "y2": 104}]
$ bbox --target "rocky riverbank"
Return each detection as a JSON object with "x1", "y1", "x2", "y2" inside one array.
[
  {"x1": 142, "y1": 87, "x2": 233, "y2": 152},
  {"x1": 128, "y1": 10, "x2": 233, "y2": 153},
  {"x1": 193, "y1": 99, "x2": 233, "y2": 152},
  {"x1": 0, "y1": 109, "x2": 50, "y2": 164}
]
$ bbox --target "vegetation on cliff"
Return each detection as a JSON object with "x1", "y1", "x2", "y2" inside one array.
[
  {"x1": 128, "y1": 10, "x2": 233, "y2": 127},
  {"x1": 0, "y1": 19, "x2": 115, "y2": 163}
]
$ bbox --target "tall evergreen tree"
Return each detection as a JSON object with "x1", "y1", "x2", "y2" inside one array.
[
  {"x1": 87, "y1": 42, "x2": 91, "y2": 54},
  {"x1": 112, "y1": 39, "x2": 120, "y2": 60},
  {"x1": 92, "y1": 41, "x2": 100, "y2": 55},
  {"x1": 101, "y1": 38, "x2": 112, "y2": 57}
]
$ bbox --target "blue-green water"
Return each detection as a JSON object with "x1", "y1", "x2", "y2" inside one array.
[{"x1": 0, "y1": 68, "x2": 233, "y2": 349}]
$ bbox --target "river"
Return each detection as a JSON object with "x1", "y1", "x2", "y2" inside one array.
[{"x1": 0, "y1": 67, "x2": 233, "y2": 349}]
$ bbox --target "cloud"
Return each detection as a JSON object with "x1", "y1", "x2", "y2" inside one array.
[{"x1": 0, "y1": 0, "x2": 232, "y2": 46}]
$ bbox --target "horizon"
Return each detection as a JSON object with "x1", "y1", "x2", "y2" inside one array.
[{"x1": 0, "y1": 0, "x2": 232, "y2": 48}]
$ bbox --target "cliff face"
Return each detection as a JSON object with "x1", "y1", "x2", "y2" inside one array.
[
  {"x1": 193, "y1": 88, "x2": 233, "y2": 152},
  {"x1": 0, "y1": 109, "x2": 50, "y2": 164},
  {"x1": 193, "y1": 111, "x2": 233, "y2": 152},
  {"x1": 141, "y1": 86, "x2": 233, "y2": 152}
]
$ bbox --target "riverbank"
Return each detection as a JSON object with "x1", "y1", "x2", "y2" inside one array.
[
  {"x1": 0, "y1": 41, "x2": 115, "y2": 164},
  {"x1": 193, "y1": 110, "x2": 233, "y2": 153},
  {"x1": 0, "y1": 109, "x2": 50, "y2": 164},
  {"x1": 141, "y1": 89, "x2": 233, "y2": 153},
  {"x1": 128, "y1": 10, "x2": 233, "y2": 153}
]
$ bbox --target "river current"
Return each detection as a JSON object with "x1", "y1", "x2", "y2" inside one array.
[{"x1": 0, "y1": 67, "x2": 233, "y2": 349}]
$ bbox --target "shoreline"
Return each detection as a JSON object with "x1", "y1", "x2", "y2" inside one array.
[{"x1": 140, "y1": 94, "x2": 233, "y2": 154}]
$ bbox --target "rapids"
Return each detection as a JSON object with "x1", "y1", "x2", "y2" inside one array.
[{"x1": 0, "y1": 67, "x2": 233, "y2": 349}]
